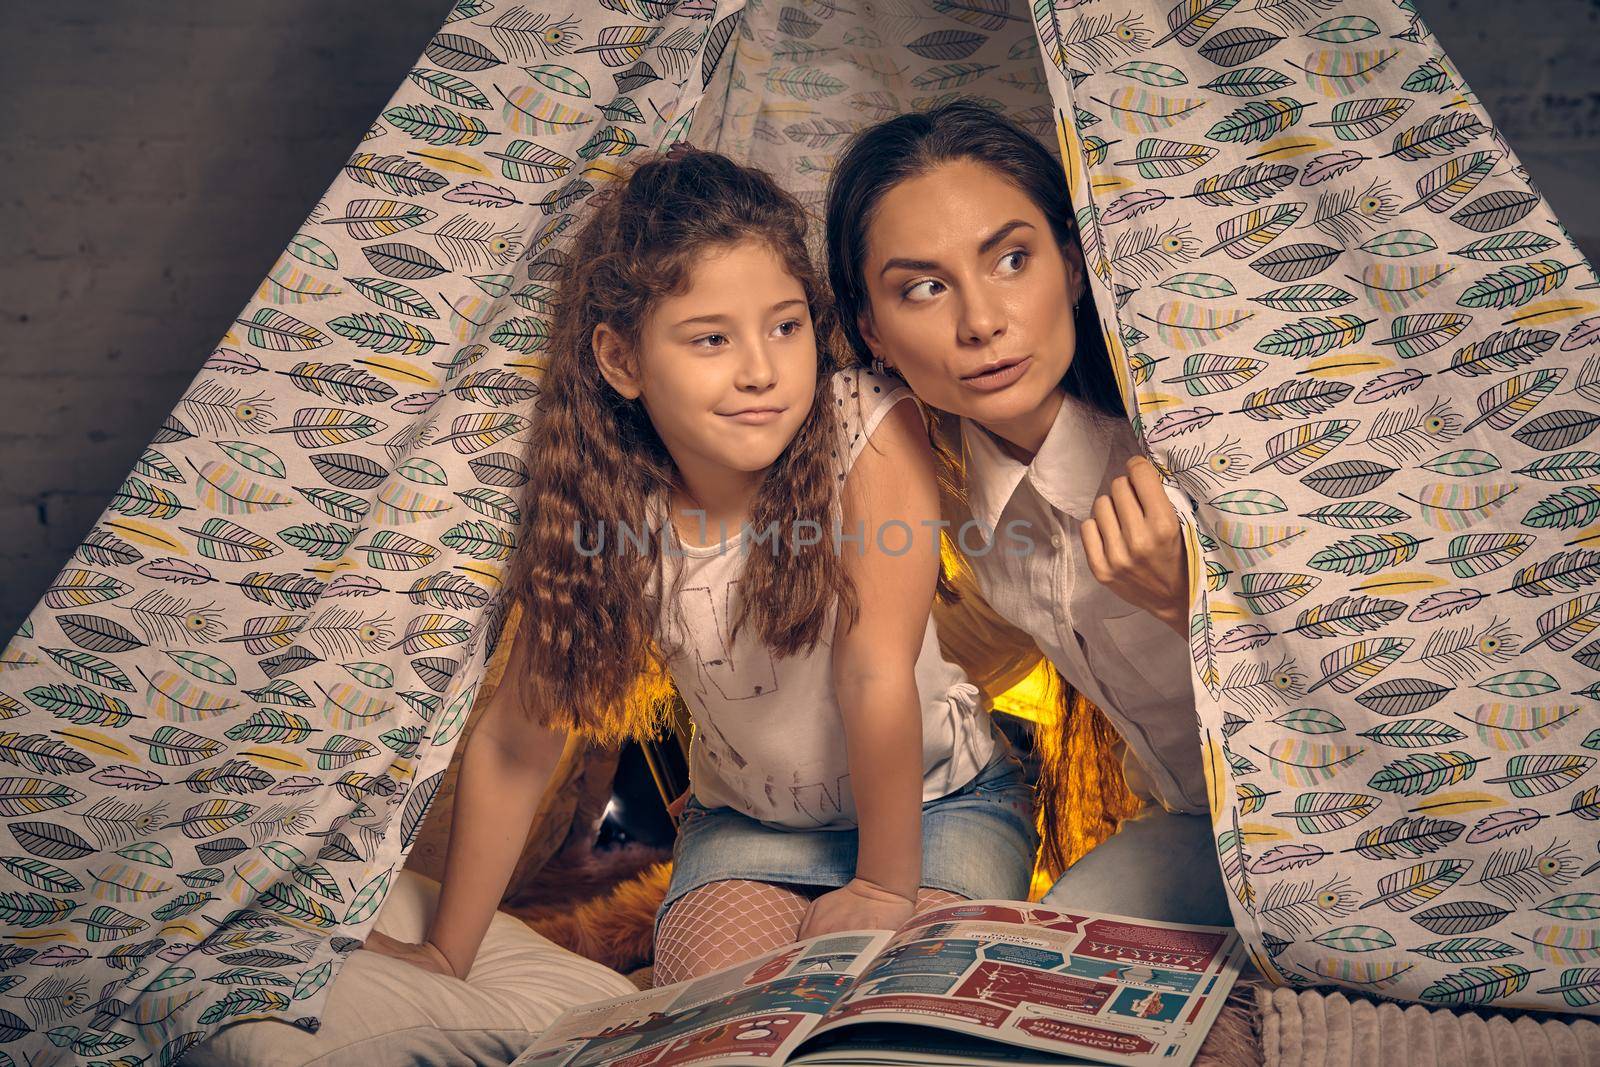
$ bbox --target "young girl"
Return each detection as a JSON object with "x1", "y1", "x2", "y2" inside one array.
[
  {"x1": 366, "y1": 146, "x2": 1037, "y2": 986},
  {"x1": 824, "y1": 102, "x2": 1232, "y2": 928}
]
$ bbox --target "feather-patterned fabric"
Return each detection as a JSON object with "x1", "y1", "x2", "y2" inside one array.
[{"x1": 1035, "y1": 0, "x2": 1600, "y2": 1021}]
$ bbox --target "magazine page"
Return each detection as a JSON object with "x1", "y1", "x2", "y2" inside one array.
[
  {"x1": 511, "y1": 930, "x2": 896, "y2": 1067},
  {"x1": 796, "y1": 901, "x2": 1246, "y2": 1067}
]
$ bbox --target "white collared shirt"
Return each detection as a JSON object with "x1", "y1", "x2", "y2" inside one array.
[{"x1": 957, "y1": 392, "x2": 1209, "y2": 814}]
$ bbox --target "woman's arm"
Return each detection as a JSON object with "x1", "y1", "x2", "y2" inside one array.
[
  {"x1": 799, "y1": 395, "x2": 940, "y2": 937},
  {"x1": 364, "y1": 629, "x2": 571, "y2": 978},
  {"x1": 1082, "y1": 455, "x2": 1191, "y2": 638}
]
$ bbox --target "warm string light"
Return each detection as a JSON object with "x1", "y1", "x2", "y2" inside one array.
[
  {"x1": 495, "y1": 524, "x2": 1141, "y2": 898},
  {"x1": 935, "y1": 529, "x2": 1142, "y2": 889}
]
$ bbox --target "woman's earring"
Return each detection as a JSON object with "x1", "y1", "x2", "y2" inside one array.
[{"x1": 871, "y1": 356, "x2": 887, "y2": 376}]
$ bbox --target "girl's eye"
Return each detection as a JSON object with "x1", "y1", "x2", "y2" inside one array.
[
  {"x1": 694, "y1": 334, "x2": 729, "y2": 349},
  {"x1": 775, "y1": 319, "x2": 803, "y2": 337},
  {"x1": 904, "y1": 279, "x2": 944, "y2": 302},
  {"x1": 999, "y1": 250, "x2": 1028, "y2": 274}
]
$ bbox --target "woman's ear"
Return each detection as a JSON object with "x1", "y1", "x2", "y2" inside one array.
[
  {"x1": 1061, "y1": 240, "x2": 1089, "y2": 307},
  {"x1": 856, "y1": 312, "x2": 889, "y2": 366},
  {"x1": 591, "y1": 323, "x2": 641, "y2": 399}
]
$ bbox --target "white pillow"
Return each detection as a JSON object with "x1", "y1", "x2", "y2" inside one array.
[{"x1": 189, "y1": 870, "x2": 639, "y2": 1066}]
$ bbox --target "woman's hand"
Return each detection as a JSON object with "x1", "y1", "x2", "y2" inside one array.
[
  {"x1": 1081, "y1": 455, "x2": 1189, "y2": 637},
  {"x1": 798, "y1": 878, "x2": 917, "y2": 939},
  {"x1": 361, "y1": 930, "x2": 459, "y2": 978}
]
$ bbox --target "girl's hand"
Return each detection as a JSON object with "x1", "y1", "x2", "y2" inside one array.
[
  {"x1": 798, "y1": 878, "x2": 916, "y2": 939},
  {"x1": 666, "y1": 789, "x2": 690, "y2": 821},
  {"x1": 1081, "y1": 456, "x2": 1189, "y2": 637},
  {"x1": 362, "y1": 930, "x2": 459, "y2": 978}
]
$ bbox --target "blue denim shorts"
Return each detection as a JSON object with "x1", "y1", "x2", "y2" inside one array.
[{"x1": 655, "y1": 729, "x2": 1039, "y2": 939}]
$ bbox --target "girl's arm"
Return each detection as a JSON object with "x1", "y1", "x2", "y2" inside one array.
[
  {"x1": 1082, "y1": 455, "x2": 1191, "y2": 638},
  {"x1": 364, "y1": 629, "x2": 571, "y2": 979},
  {"x1": 799, "y1": 395, "x2": 940, "y2": 937}
]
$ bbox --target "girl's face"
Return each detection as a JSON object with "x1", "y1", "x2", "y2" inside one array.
[
  {"x1": 855, "y1": 159, "x2": 1087, "y2": 427},
  {"x1": 598, "y1": 238, "x2": 818, "y2": 481}
]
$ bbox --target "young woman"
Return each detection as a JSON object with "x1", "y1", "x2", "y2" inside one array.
[
  {"x1": 824, "y1": 101, "x2": 1232, "y2": 927},
  {"x1": 365, "y1": 146, "x2": 1037, "y2": 987}
]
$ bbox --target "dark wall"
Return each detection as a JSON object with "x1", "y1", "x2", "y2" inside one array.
[
  {"x1": 0, "y1": 2, "x2": 455, "y2": 633},
  {"x1": 2, "y1": 0, "x2": 1598, "y2": 632},
  {"x1": 1425, "y1": 0, "x2": 1600, "y2": 256}
]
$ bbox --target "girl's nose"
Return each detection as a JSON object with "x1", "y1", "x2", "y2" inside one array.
[{"x1": 735, "y1": 344, "x2": 778, "y2": 390}]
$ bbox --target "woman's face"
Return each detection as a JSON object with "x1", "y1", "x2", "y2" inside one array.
[{"x1": 855, "y1": 159, "x2": 1086, "y2": 429}]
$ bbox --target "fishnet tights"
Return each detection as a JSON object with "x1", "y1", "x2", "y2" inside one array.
[{"x1": 654, "y1": 880, "x2": 966, "y2": 985}]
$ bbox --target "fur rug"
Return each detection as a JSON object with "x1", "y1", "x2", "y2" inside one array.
[
  {"x1": 510, "y1": 860, "x2": 1265, "y2": 1065},
  {"x1": 1201, "y1": 982, "x2": 1265, "y2": 1067},
  {"x1": 507, "y1": 846, "x2": 671, "y2": 975}
]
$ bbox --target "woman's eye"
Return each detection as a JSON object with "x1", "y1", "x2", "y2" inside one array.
[
  {"x1": 775, "y1": 319, "x2": 803, "y2": 337},
  {"x1": 999, "y1": 250, "x2": 1028, "y2": 274},
  {"x1": 905, "y1": 279, "x2": 943, "y2": 302}
]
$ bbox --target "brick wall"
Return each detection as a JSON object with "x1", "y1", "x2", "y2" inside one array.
[
  {"x1": 2, "y1": 0, "x2": 1598, "y2": 631},
  {"x1": 0, "y1": 2, "x2": 453, "y2": 631},
  {"x1": 1426, "y1": 0, "x2": 1600, "y2": 258}
]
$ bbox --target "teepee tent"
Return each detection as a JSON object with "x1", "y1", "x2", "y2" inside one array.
[{"x1": 2, "y1": 0, "x2": 1598, "y2": 1060}]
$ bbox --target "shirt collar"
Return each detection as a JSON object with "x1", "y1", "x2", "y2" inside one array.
[{"x1": 960, "y1": 392, "x2": 1119, "y2": 530}]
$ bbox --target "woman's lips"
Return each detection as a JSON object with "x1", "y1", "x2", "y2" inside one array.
[{"x1": 960, "y1": 356, "x2": 1032, "y2": 393}]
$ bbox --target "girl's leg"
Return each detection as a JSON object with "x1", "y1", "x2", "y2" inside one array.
[
  {"x1": 912, "y1": 887, "x2": 966, "y2": 915},
  {"x1": 654, "y1": 882, "x2": 970, "y2": 985},
  {"x1": 654, "y1": 880, "x2": 811, "y2": 985},
  {"x1": 1041, "y1": 807, "x2": 1233, "y2": 927}
]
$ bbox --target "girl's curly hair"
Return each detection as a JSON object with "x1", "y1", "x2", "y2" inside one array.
[{"x1": 499, "y1": 147, "x2": 857, "y2": 743}]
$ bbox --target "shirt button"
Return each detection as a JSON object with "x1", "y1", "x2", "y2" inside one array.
[{"x1": 1051, "y1": 534, "x2": 1064, "y2": 549}]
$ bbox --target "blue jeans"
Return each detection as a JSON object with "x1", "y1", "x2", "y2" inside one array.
[
  {"x1": 656, "y1": 731, "x2": 1039, "y2": 939},
  {"x1": 1042, "y1": 806, "x2": 1234, "y2": 927}
]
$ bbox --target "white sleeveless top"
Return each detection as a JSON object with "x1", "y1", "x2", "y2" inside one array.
[{"x1": 645, "y1": 368, "x2": 996, "y2": 830}]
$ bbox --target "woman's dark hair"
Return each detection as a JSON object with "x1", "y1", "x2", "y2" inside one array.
[
  {"x1": 826, "y1": 102, "x2": 1140, "y2": 872},
  {"x1": 824, "y1": 99, "x2": 1125, "y2": 421}
]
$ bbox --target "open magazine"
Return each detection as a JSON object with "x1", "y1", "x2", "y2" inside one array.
[{"x1": 512, "y1": 900, "x2": 1247, "y2": 1067}]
